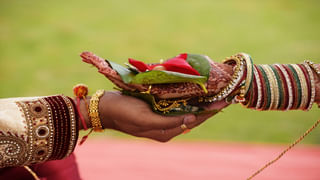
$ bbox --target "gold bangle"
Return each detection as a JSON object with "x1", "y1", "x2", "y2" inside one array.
[{"x1": 89, "y1": 89, "x2": 105, "y2": 132}]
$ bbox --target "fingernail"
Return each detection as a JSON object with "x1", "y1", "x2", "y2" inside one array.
[{"x1": 183, "y1": 115, "x2": 196, "y2": 124}]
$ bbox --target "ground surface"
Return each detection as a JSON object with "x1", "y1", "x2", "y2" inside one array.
[{"x1": 75, "y1": 138, "x2": 320, "y2": 180}]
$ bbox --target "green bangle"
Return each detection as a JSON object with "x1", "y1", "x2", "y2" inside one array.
[
  {"x1": 257, "y1": 65, "x2": 271, "y2": 110},
  {"x1": 270, "y1": 65, "x2": 284, "y2": 109},
  {"x1": 287, "y1": 64, "x2": 302, "y2": 109}
]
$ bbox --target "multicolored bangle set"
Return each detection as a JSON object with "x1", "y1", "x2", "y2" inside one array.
[{"x1": 227, "y1": 53, "x2": 318, "y2": 111}]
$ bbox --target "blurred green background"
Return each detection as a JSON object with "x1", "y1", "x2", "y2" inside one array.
[{"x1": 1, "y1": 0, "x2": 319, "y2": 144}]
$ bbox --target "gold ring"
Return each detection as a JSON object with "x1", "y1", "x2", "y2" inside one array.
[{"x1": 180, "y1": 124, "x2": 190, "y2": 134}]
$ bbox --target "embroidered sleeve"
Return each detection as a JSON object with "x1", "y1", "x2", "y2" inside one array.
[{"x1": 0, "y1": 95, "x2": 79, "y2": 168}]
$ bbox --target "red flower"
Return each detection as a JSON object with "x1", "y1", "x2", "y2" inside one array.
[{"x1": 128, "y1": 53, "x2": 200, "y2": 76}]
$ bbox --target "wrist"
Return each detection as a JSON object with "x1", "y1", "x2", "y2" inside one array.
[
  {"x1": 74, "y1": 91, "x2": 116, "y2": 130},
  {"x1": 73, "y1": 97, "x2": 91, "y2": 130},
  {"x1": 98, "y1": 92, "x2": 115, "y2": 129}
]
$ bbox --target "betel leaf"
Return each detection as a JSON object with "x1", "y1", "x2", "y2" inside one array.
[
  {"x1": 106, "y1": 60, "x2": 135, "y2": 83},
  {"x1": 130, "y1": 70, "x2": 208, "y2": 93},
  {"x1": 186, "y1": 54, "x2": 211, "y2": 78},
  {"x1": 131, "y1": 70, "x2": 207, "y2": 84}
]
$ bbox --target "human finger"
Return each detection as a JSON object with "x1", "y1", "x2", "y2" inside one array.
[
  {"x1": 141, "y1": 113, "x2": 197, "y2": 130},
  {"x1": 133, "y1": 124, "x2": 187, "y2": 142}
]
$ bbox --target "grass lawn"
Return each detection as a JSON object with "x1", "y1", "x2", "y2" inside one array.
[{"x1": 1, "y1": 0, "x2": 320, "y2": 144}]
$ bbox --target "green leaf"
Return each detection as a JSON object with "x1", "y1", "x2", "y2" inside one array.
[
  {"x1": 131, "y1": 70, "x2": 208, "y2": 93},
  {"x1": 106, "y1": 60, "x2": 135, "y2": 83},
  {"x1": 131, "y1": 70, "x2": 206, "y2": 84},
  {"x1": 186, "y1": 54, "x2": 211, "y2": 78}
]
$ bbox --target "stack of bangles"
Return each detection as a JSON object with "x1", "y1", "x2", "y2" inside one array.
[
  {"x1": 225, "y1": 53, "x2": 319, "y2": 111},
  {"x1": 73, "y1": 85, "x2": 105, "y2": 144}
]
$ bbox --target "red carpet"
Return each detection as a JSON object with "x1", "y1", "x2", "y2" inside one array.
[{"x1": 74, "y1": 138, "x2": 320, "y2": 180}]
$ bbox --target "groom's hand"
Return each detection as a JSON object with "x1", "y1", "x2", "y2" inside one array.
[{"x1": 80, "y1": 91, "x2": 229, "y2": 142}]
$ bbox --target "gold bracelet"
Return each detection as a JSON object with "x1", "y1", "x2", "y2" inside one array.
[{"x1": 89, "y1": 89, "x2": 105, "y2": 132}]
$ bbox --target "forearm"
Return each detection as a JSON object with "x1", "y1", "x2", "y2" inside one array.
[
  {"x1": 222, "y1": 62, "x2": 320, "y2": 110},
  {"x1": 0, "y1": 95, "x2": 79, "y2": 168}
]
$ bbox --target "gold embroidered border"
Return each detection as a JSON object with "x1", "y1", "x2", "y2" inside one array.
[
  {"x1": 0, "y1": 135, "x2": 27, "y2": 167},
  {"x1": 16, "y1": 98, "x2": 54, "y2": 165}
]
